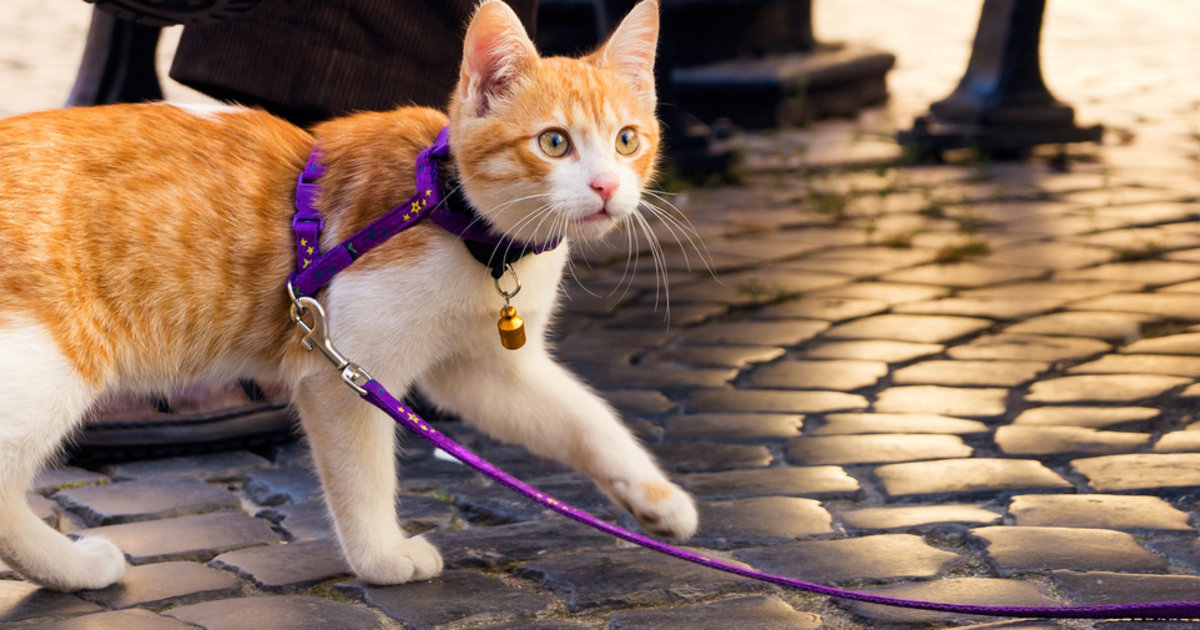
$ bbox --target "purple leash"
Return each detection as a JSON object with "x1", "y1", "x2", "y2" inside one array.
[{"x1": 287, "y1": 130, "x2": 1200, "y2": 622}]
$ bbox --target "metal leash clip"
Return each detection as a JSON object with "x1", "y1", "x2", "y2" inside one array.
[{"x1": 287, "y1": 282, "x2": 373, "y2": 395}]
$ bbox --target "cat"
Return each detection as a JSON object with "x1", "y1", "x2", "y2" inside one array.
[{"x1": 0, "y1": 0, "x2": 697, "y2": 592}]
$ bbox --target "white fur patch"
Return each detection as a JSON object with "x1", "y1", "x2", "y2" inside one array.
[{"x1": 164, "y1": 102, "x2": 246, "y2": 120}]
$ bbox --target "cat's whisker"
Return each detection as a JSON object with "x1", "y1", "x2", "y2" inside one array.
[
  {"x1": 630, "y1": 208, "x2": 670, "y2": 318},
  {"x1": 640, "y1": 191, "x2": 716, "y2": 279}
]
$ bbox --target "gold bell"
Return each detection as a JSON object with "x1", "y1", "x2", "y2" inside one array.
[{"x1": 497, "y1": 305, "x2": 526, "y2": 350}]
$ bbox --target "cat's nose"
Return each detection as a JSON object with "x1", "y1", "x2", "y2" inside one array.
[{"x1": 590, "y1": 173, "x2": 619, "y2": 203}]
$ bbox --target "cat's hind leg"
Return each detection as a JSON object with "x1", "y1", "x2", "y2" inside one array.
[{"x1": 0, "y1": 320, "x2": 127, "y2": 591}]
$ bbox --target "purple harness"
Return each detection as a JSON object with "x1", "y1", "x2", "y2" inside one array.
[
  {"x1": 290, "y1": 126, "x2": 557, "y2": 297},
  {"x1": 287, "y1": 129, "x2": 1200, "y2": 621}
]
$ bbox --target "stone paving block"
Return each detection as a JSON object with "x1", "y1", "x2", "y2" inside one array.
[
  {"x1": 32, "y1": 467, "x2": 109, "y2": 496},
  {"x1": 850, "y1": 577, "x2": 1061, "y2": 626},
  {"x1": 995, "y1": 426, "x2": 1150, "y2": 456},
  {"x1": 892, "y1": 360, "x2": 1047, "y2": 387},
  {"x1": 780, "y1": 252, "x2": 915, "y2": 277},
  {"x1": 651, "y1": 345, "x2": 784, "y2": 369},
  {"x1": 583, "y1": 364, "x2": 737, "y2": 390},
  {"x1": 1025, "y1": 374, "x2": 1191, "y2": 403},
  {"x1": 1005, "y1": 311, "x2": 1157, "y2": 343},
  {"x1": 1012, "y1": 406, "x2": 1159, "y2": 429},
  {"x1": 734, "y1": 533, "x2": 962, "y2": 584},
  {"x1": 876, "y1": 459, "x2": 1071, "y2": 498},
  {"x1": 340, "y1": 570, "x2": 557, "y2": 629},
  {"x1": 428, "y1": 519, "x2": 616, "y2": 569},
  {"x1": 1072, "y1": 453, "x2": 1200, "y2": 492},
  {"x1": 0, "y1": 581, "x2": 101, "y2": 624},
  {"x1": 678, "y1": 466, "x2": 859, "y2": 499},
  {"x1": 750, "y1": 359, "x2": 888, "y2": 391},
  {"x1": 54, "y1": 477, "x2": 239, "y2": 527},
  {"x1": 985, "y1": 241, "x2": 1116, "y2": 269},
  {"x1": 1052, "y1": 570, "x2": 1200, "y2": 606},
  {"x1": 244, "y1": 466, "x2": 323, "y2": 506},
  {"x1": 607, "y1": 595, "x2": 822, "y2": 630},
  {"x1": 211, "y1": 538, "x2": 349, "y2": 592},
  {"x1": 822, "y1": 313, "x2": 992, "y2": 344},
  {"x1": 874, "y1": 386, "x2": 1008, "y2": 418},
  {"x1": 946, "y1": 333, "x2": 1110, "y2": 362},
  {"x1": 687, "y1": 388, "x2": 867, "y2": 414},
  {"x1": 695, "y1": 497, "x2": 833, "y2": 547},
  {"x1": 452, "y1": 478, "x2": 611, "y2": 523},
  {"x1": 1071, "y1": 292, "x2": 1200, "y2": 320},
  {"x1": 838, "y1": 504, "x2": 1001, "y2": 530},
  {"x1": 515, "y1": 548, "x2": 763, "y2": 612},
  {"x1": 881, "y1": 261, "x2": 1045, "y2": 289},
  {"x1": 29, "y1": 493, "x2": 58, "y2": 526},
  {"x1": 606, "y1": 303, "x2": 725, "y2": 328},
  {"x1": 787, "y1": 434, "x2": 972, "y2": 465},
  {"x1": 950, "y1": 622, "x2": 1065, "y2": 630},
  {"x1": 892, "y1": 296, "x2": 1066, "y2": 320},
  {"x1": 754, "y1": 295, "x2": 888, "y2": 321},
  {"x1": 801, "y1": 339, "x2": 944, "y2": 363},
  {"x1": 809, "y1": 281, "x2": 950, "y2": 304},
  {"x1": 814, "y1": 413, "x2": 989, "y2": 435},
  {"x1": 80, "y1": 561, "x2": 241, "y2": 609},
  {"x1": 1163, "y1": 279, "x2": 1200, "y2": 293},
  {"x1": 664, "y1": 413, "x2": 803, "y2": 440},
  {"x1": 807, "y1": 244, "x2": 937, "y2": 266},
  {"x1": 1121, "y1": 331, "x2": 1200, "y2": 355},
  {"x1": 679, "y1": 320, "x2": 829, "y2": 346},
  {"x1": 961, "y1": 279, "x2": 1141, "y2": 301},
  {"x1": 166, "y1": 595, "x2": 384, "y2": 630},
  {"x1": 101, "y1": 451, "x2": 271, "y2": 482},
  {"x1": 653, "y1": 442, "x2": 773, "y2": 472},
  {"x1": 1155, "y1": 429, "x2": 1200, "y2": 452},
  {"x1": 1057, "y1": 260, "x2": 1200, "y2": 286},
  {"x1": 702, "y1": 236, "x2": 825, "y2": 262},
  {"x1": 1070, "y1": 353, "x2": 1200, "y2": 377},
  {"x1": 1009, "y1": 494, "x2": 1192, "y2": 531},
  {"x1": 603, "y1": 390, "x2": 676, "y2": 415},
  {"x1": 257, "y1": 499, "x2": 332, "y2": 542},
  {"x1": 25, "y1": 609, "x2": 197, "y2": 630},
  {"x1": 1148, "y1": 537, "x2": 1200, "y2": 573},
  {"x1": 1070, "y1": 226, "x2": 1200, "y2": 251},
  {"x1": 972, "y1": 526, "x2": 1166, "y2": 575},
  {"x1": 79, "y1": 510, "x2": 279, "y2": 564}
]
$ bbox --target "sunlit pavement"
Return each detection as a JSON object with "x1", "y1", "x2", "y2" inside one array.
[{"x1": 6, "y1": 2, "x2": 1200, "y2": 629}]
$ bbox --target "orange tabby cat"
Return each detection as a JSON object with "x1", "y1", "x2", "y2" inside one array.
[{"x1": 0, "y1": 0, "x2": 696, "y2": 592}]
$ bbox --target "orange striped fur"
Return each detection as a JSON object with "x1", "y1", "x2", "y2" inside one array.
[{"x1": 0, "y1": 0, "x2": 694, "y2": 594}]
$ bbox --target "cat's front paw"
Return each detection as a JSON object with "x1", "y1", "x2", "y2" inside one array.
[
  {"x1": 352, "y1": 535, "x2": 444, "y2": 585},
  {"x1": 610, "y1": 478, "x2": 698, "y2": 541},
  {"x1": 43, "y1": 536, "x2": 127, "y2": 591}
]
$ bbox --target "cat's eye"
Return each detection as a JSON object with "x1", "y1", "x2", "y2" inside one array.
[
  {"x1": 538, "y1": 130, "x2": 571, "y2": 158},
  {"x1": 615, "y1": 127, "x2": 639, "y2": 155}
]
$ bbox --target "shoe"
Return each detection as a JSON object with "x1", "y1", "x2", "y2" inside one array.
[{"x1": 72, "y1": 380, "x2": 296, "y2": 465}]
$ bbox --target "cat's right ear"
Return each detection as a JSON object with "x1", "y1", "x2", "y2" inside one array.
[{"x1": 459, "y1": 0, "x2": 539, "y2": 117}]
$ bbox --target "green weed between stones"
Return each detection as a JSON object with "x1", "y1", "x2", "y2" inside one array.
[
  {"x1": 1115, "y1": 240, "x2": 1164, "y2": 262},
  {"x1": 934, "y1": 239, "x2": 990, "y2": 263}
]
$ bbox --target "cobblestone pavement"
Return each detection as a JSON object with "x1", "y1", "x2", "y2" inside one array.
[{"x1": 8, "y1": 1, "x2": 1200, "y2": 629}]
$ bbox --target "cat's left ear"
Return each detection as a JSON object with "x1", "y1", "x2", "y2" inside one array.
[
  {"x1": 596, "y1": 0, "x2": 660, "y2": 111},
  {"x1": 459, "y1": 0, "x2": 539, "y2": 117}
]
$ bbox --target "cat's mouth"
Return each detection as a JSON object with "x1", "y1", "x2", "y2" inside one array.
[{"x1": 583, "y1": 209, "x2": 611, "y2": 222}]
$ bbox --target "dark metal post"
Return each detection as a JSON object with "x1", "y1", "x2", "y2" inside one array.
[{"x1": 897, "y1": 0, "x2": 1101, "y2": 158}]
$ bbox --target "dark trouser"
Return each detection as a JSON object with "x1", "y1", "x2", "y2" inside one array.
[{"x1": 169, "y1": 0, "x2": 539, "y2": 127}]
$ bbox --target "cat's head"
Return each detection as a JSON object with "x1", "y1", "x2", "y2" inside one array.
[{"x1": 447, "y1": 0, "x2": 660, "y2": 245}]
